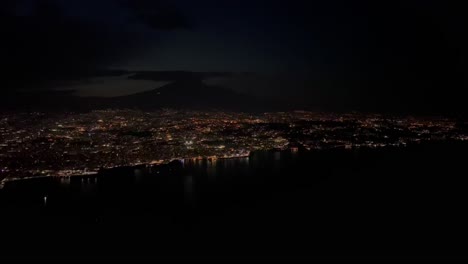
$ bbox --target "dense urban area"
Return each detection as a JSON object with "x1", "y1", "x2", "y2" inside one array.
[{"x1": 1, "y1": 109, "x2": 467, "y2": 183}]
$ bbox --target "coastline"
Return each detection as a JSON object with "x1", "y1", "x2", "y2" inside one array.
[
  {"x1": 0, "y1": 152, "x2": 252, "y2": 187},
  {"x1": 0, "y1": 139, "x2": 457, "y2": 187}
]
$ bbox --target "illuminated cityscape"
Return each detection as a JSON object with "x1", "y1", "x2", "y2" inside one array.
[
  {"x1": 3, "y1": 0, "x2": 468, "y2": 261},
  {"x1": 1, "y1": 109, "x2": 466, "y2": 182}
]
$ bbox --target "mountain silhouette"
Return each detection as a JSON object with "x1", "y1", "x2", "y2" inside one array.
[
  {"x1": 112, "y1": 78, "x2": 263, "y2": 111},
  {"x1": 0, "y1": 78, "x2": 270, "y2": 112}
]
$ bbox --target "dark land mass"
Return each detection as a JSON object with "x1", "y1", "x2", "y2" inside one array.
[
  {"x1": 1, "y1": 68, "x2": 468, "y2": 117},
  {"x1": 0, "y1": 78, "x2": 268, "y2": 113},
  {"x1": 127, "y1": 70, "x2": 235, "y2": 82},
  {"x1": 0, "y1": 141, "x2": 467, "y2": 260},
  {"x1": 111, "y1": 78, "x2": 264, "y2": 112}
]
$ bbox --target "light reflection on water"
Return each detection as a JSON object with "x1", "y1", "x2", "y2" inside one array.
[
  {"x1": 134, "y1": 169, "x2": 144, "y2": 182},
  {"x1": 77, "y1": 177, "x2": 98, "y2": 195},
  {"x1": 206, "y1": 159, "x2": 217, "y2": 180},
  {"x1": 59, "y1": 177, "x2": 71, "y2": 186},
  {"x1": 184, "y1": 175, "x2": 195, "y2": 202},
  {"x1": 3, "y1": 151, "x2": 297, "y2": 213},
  {"x1": 274, "y1": 151, "x2": 281, "y2": 161}
]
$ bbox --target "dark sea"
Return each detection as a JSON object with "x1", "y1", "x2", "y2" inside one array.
[{"x1": 1, "y1": 142, "x2": 468, "y2": 260}]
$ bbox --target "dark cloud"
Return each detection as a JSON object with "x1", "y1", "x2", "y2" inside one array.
[
  {"x1": 2, "y1": 0, "x2": 114, "y2": 85},
  {"x1": 253, "y1": 0, "x2": 468, "y2": 115},
  {"x1": 0, "y1": 0, "x2": 190, "y2": 93},
  {"x1": 344, "y1": 1, "x2": 468, "y2": 115},
  {"x1": 119, "y1": 0, "x2": 191, "y2": 30},
  {"x1": 128, "y1": 71, "x2": 232, "y2": 82},
  {"x1": 1, "y1": 0, "x2": 468, "y2": 115}
]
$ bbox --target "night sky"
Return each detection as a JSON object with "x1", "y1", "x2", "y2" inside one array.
[{"x1": 1, "y1": 0, "x2": 468, "y2": 114}]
